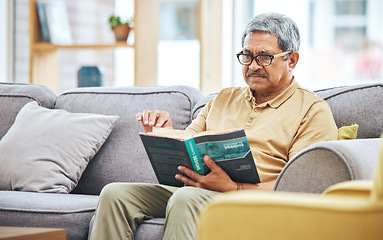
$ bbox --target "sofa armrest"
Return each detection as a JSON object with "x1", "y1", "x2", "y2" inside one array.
[
  {"x1": 274, "y1": 138, "x2": 381, "y2": 193},
  {"x1": 323, "y1": 180, "x2": 372, "y2": 200}
]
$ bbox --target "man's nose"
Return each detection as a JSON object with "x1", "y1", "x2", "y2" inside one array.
[{"x1": 249, "y1": 59, "x2": 262, "y2": 71}]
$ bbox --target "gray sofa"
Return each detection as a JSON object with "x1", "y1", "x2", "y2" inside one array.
[{"x1": 0, "y1": 82, "x2": 382, "y2": 240}]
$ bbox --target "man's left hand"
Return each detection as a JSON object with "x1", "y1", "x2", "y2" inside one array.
[{"x1": 175, "y1": 155, "x2": 237, "y2": 192}]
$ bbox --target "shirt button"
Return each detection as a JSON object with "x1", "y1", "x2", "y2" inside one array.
[
  {"x1": 254, "y1": 108, "x2": 258, "y2": 112},
  {"x1": 248, "y1": 118, "x2": 253, "y2": 123}
]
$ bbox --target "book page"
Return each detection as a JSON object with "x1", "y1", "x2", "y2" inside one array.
[
  {"x1": 147, "y1": 127, "x2": 194, "y2": 140},
  {"x1": 147, "y1": 127, "x2": 241, "y2": 140}
]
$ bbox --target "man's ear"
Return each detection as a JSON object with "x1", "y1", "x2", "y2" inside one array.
[{"x1": 288, "y1": 52, "x2": 299, "y2": 71}]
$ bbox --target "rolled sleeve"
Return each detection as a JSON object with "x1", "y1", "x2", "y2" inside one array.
[{"x1": 289, "y1": 100, "x2": 338, "y2": 158}]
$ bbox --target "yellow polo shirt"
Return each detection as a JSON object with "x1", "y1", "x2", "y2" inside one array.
[{"x1": 186, "y1": 79, "x2": 338, "y2": 183}]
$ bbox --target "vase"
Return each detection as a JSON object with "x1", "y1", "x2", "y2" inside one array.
[{"x1": 77, "y1": 66, "x2": 104, "y2": 87}]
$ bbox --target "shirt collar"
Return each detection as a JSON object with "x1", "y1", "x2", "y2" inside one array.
[
  {"x1": 244, "y1": 87, "x2": 254, "y2": 102},
  {"x1": 244, "y1": 76, "x2": 298, "y2": 108}
]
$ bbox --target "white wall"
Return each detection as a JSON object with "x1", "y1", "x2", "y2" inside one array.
[{"x1": 114, "y1": 0, "x2": 135, "y2": 87}]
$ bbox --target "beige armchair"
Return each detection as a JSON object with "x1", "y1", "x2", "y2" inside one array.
[{"x1": 197, "y1": 137, "x2": 383, "y2": 240}]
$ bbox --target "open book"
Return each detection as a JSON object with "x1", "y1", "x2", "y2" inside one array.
[{"x1": 139, "y1": 128, "x2": 260, "y2": 187}]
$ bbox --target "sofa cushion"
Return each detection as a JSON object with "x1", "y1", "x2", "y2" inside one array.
[
  {"x1": 135, "y1": 218, "x2": 165, "y2": 240},
  {"x1": 0, "y1": 101, "x2": 119, "y2": 193},
  {"x1": 55, "y1": 85, "x2": 204, "y2": 195},
  {"x1": 0, "y1": 83, "x2": 56, "y2": 140},
  {"x1": 0, "y1": 191, "x2": 98, "y2": 240},
  {"x1": 315, "y1": 84, "x2": 383, "y2": 139}
]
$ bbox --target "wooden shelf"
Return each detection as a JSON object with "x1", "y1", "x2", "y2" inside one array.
[
  {"x1": 31, "y1": 42, "x2": 134, "y2": 51},
  {"x1": 29, "y1": 0, "x2": 159, "y2": 93}
]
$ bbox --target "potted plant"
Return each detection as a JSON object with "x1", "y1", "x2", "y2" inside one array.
[{"x1": 108, "y1": 16, "x2": 133, "y2": 42}]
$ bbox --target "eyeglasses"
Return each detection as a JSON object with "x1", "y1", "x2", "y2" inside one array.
[{"x1": 236, "y1": 51, "x2": 291, "y2": 67}]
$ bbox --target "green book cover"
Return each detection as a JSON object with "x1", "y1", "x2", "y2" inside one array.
[
  {"x1": 140, "y1": 128, "x2": 260, "y2": 187},
  {"x1": 184, "y1": 138, "x2": 205, "y2": 174}
]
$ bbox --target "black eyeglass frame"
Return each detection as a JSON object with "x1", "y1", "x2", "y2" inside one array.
[{"x1": 236, "y1": 51, "x2": 292, "y2": 67}]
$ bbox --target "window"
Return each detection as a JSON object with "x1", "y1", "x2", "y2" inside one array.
[
  {"x1": 242, "y1": 0, "x2": 382, "y2": 90},
  {"x1": 158, "y1": 0, "x2": 200, "y2": 89},
  {"x1": 335, "y1": 0, "x2": 366, "y2": 15}
]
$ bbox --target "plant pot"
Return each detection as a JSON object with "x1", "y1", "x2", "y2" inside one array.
[{"x1": 113, "y1": 25, "x2": 131, "y2": 42}]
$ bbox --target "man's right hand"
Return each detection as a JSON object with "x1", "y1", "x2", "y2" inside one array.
[{"x1": 136, "y1": 110, "x2": 173, "y2": 133}]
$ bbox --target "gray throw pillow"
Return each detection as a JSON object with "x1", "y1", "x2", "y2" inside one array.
[{"x1": 0, "y1": 101, "x2": 119, "y2": 193}]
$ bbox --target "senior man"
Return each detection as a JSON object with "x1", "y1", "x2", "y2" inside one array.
[{"x1": 90, "y1": 12, "x2": 337, "y2": 240}]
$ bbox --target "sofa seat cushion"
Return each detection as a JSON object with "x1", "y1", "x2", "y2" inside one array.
[
  {"x1": 0, "y1": 191, "x2": 98, "y2": 240},
  {"x1": 89, "y1": 215, "x2": 165, "y2": 240},
  {"x1": 136, "y1": 218, "x2": 165, "y2": 240}
]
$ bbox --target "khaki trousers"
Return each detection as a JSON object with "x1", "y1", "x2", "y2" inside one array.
[{"x1": 89, "y1": 183, "x2": 221, "y2": 240}]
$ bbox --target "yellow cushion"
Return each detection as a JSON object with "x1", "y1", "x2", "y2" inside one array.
[{"x1": 338, "y1": 124, "x2": 358, "y2": 140}]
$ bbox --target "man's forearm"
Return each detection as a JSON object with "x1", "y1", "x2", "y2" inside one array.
[{"x1": 236, "y1": 180, "x2": 276, "y2": 192}]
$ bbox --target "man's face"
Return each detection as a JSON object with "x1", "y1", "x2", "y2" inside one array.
[{"x1": 242, "y1": 32, "x2": 297, "y2": 96}]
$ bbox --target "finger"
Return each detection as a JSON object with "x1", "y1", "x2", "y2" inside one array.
[
  {"x1": 136, "y1": 112, "x2": 143, "y2": 121},
  {"x1": 148, "y1": 110, "x2": 161, "y2": 126},
  {"x1": 178, "y1": 166, "x2": 203, "y2": 182},
  {"x1": 175, "y1": 174, "x2": 199, "y2": 187},
  {"x1": 142, "y1": 110, "x2": 151, "y2": 125},
  {"x1": 203, "y1": 155, "x2": 220, "y2": 171},
  {"x1": 155, "y1": 111, "x2": 170, "y2": 127}
]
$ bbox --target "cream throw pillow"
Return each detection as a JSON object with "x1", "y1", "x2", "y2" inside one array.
[{"x1": 0, "y1": 101, "x2": 119, "y2": 193}]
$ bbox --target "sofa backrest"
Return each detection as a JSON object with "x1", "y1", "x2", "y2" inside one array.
[
  {"x1": 0, "y1": 83, "x2": 56, "y2": 140},
  {"x1": 1, "y1": 82, "x2": 381, "y2": 195},
  {"x1": 191, "y1": 93, "x2": 217, "y2": 119},
  {"x1": 54, "y1": 85, "x2": 204, "y2": 195},
  {"x1": 315, "y1": 83, "x2": 383, "y2": 139}
]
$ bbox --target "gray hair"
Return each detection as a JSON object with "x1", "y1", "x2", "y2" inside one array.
[{"x1": 242, "y1": 12, "x2": 300, "y2": 55}]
